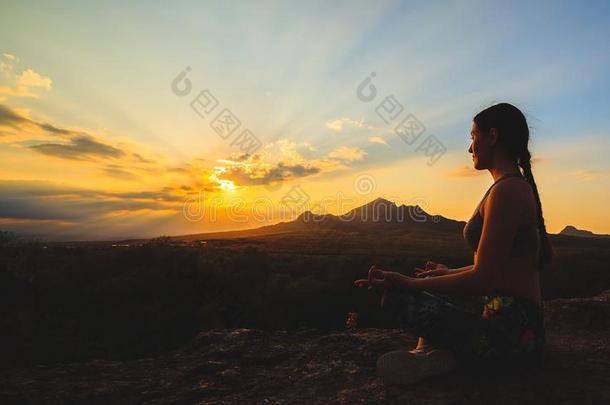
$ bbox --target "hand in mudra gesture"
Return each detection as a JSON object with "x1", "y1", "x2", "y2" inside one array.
[
  {"x1": 354, "y1": 265, "x2": 408, "y2": 308},
  {"x1": 414, "y1": 260, "x2": 449, "y2": 278},
  {"x1": 354, "y1": 265, "x2": 405, "y2": 290}
]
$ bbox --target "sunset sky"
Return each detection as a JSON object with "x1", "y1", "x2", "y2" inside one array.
[{"x1": 1, "y1": 1, "x2": 609, "y2": 240}]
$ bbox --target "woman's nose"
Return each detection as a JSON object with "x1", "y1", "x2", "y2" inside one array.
[{"x1": 468, "y1": 144, "x2": 473, "y2": 154}]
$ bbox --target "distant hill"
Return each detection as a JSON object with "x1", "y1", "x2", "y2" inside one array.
[
  {"x1": 559, "y1": 225, "x2": 610, "y2": 239},
  {"x1": 176, "y1": 197, "x2": 467, "y2": 241},
  {"x1": 145, "y1": 199, "x2": 610, "y2": 244},
  {"x1": 277, "y1": 197, "x2": 464, "y2": 233},
  {"x1": 171, "y1": 198, "x2": 610, "y2": 243}
]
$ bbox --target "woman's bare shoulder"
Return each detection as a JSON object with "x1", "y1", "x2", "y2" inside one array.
[
  {"x1": 490, "y1": 176, "x2": 537, "y2": 220},
  {"x1": 482, "y1": 177, "x2": 531, "y2": 216},
  {"x1": 493, "y1": 176, "x2": 532, "y2": 197}
]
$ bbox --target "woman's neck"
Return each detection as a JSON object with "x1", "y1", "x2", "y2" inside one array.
[{"x1": 489, "y1": 161, "x2": 521, "y2": 182}]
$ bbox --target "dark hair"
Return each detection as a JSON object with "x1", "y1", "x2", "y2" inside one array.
[{"x1": 474, "y1": 102, "x2": 553, "y2": 272}]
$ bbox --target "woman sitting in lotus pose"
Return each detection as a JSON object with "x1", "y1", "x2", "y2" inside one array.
[{"x1": 355, "y1": 102, "x2": 553, "y2": 386}]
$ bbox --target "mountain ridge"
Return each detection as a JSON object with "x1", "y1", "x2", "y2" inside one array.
[
  {"x1": 559, "y1": 225, "x2": 610, "y2": 239},
  {"x1": 175, "y1": 197, "x2": 467, "y2": 241},
  {"x1": 173, "y1": 197, "x2": 607, "y2": 242}
]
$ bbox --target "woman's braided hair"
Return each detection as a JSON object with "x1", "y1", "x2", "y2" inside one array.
[{"x1": 474, "y1": 103, "x2": 553, "y2": 271}]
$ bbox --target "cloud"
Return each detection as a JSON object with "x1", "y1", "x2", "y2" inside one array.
[
  {"x1": 29, "y1": 135, "x2": 126, "y2": 161},
  {"x1": 0, "y1": 179, "x2": 193, "y2": 224},
  {"x1": 0, "y1": 55, "x2": 52, "y2": 99},
  {"x1": 0, "y1": 103, "x2": 158, "y2": 169},
  {"x1": 295, "y1": 142, "x2": 317, "y2": 158},
  {"x1": 1, "y1": 102, "x2": 362, "y2": 198},
  {"x1": 327, "y1": 146, "x2": 366, "y2": 161},
  {"x1": 212, "y1": 139, "x2": 358, "y2": 187},
  {"x1": 368, "y1": 136, "x2": 387, "y2": 145},
  {"x1": 0, "y1": 102, "x2": 29, "y2": 129},
  {"x1": 568, "y1": 169, "x2": 608, "y2": 181},
  {"x1": 16, "y1": 69, "x2": 52, "y2": 90},
  {"x1": 0, "y1": 104, "x2": 366, "y2": 239},
  {"x1": 0, "y1": 179, "x2": 194, "y2": 240},
  {"x1": 0, "y1": 103, "x2": 77, "y2": 138},
  {"x1": 102, "y1": 164, "x2": 139, "y2": 180},
  {"x1": 37, "y1": 122, "x2": 75, "y2": 136},
  {"x1": 446, "y1": 165, "x2": 484, "y2": 177},
  {"x1": 220, "y1": 161, "x2": 321, "y2": 185},
  {"x1": 447, "y1": 157, "x2": 545, "y2": 177},
  {"x1": 0, "y1": 53, "x2": 17, "y2": 76},
  {"x1": 0, "y1": 103, "x2": 243, "y2": 197},
  {"x1": 216, "y1": 142, "x2": 323, "y2": 185},
  {"x1": 326, "y1": 117, "x2": 364, "y2": 132}
]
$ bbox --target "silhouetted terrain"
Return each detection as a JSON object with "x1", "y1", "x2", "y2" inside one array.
[
  {"x1": 560, "y1": 225, "x2": 610, "y2": 238},
  {"x1": 1, "y1": 224, "x2": 609, "y2": 370},
  {"x1": 1, "y1": 292, "x2": 609, "y2": 404},
  {"x1": 0, "y1": 200, "x2": 609, "y2": 403},
  {"x1": 174, "y1": 198, "x2": 466, "y2": 239}
]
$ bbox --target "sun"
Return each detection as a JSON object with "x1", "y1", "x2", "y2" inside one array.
[
  {"x1": 208, "y1": 167, "x2": 236, "y2": 191},
  {"x1": 218, "y1": 179, "x2": 236, "y2": 191}
]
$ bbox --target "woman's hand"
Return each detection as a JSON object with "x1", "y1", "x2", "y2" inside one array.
[
  {"x1": 354, "y1": 265, "x2": 407, "y2": 290},
  {"x1": 414, "y1": 260, "x2": 449, "y2": 278}
]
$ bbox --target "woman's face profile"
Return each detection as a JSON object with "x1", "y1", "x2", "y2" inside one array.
[{"x1": 468, "y1": 121, "x2": 489, "y2": 170}]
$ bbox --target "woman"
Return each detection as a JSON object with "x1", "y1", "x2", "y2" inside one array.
[{"x1": 355, "y1": 102, "x2": 553, "y2": 386}]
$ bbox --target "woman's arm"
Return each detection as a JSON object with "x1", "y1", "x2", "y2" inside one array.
[
  {"x1": 399, "y1": 264, "x2": 491, "y2": 295},
  {"x1": 447, "y1": 264, "x2": 474, "y2": 274},
  {"x1": 415, "y1": 262, "x2": 473, "y2": 277}
]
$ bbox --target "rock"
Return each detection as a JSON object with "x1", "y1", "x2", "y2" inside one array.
[
  {"x1": 544, "y1": 290, "x2": 610, "y2": 332},
  {"x1": 1, "y1": 292, "x2": 610, "y2": 404}
]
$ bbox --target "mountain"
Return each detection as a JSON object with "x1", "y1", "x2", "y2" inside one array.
[
  {"x1": 178, "y1": 197, "x2": 466, "y2": 241},
  {"x1": 559, "y1": 225, "x2": 610, "y2": 239}
]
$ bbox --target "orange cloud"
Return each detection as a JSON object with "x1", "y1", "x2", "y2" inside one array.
[
  {"x1": 327, "y1": 146, "x2": 366, "y2": 161},
  {"x1": 0, "y1": 54, "x2": 52, "y2": 99},
  {"x1": 568, "y1": 169, "x2": 608, "y2": 181},
  {"x1": 368, "y1": 136, "x2": 387, "y2": 145},
  {"x1": 326, "y1": 117, "x2": 364, "y2": 132},
  {"x1": 446, "y1": 165, "x2": 483, "y2": 177}
]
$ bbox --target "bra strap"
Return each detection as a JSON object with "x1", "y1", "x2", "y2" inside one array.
[{"x1": 482, "y1": 172, "x2": 525, "y2": 200}]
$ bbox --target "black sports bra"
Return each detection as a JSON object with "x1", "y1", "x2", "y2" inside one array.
[{"x1": 463, "y1": 172, "x2": 540, "y2": 258}]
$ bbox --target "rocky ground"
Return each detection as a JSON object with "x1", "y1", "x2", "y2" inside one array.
[{"x1": 2, "y1": 291, "x2": 610, "y2": 405}]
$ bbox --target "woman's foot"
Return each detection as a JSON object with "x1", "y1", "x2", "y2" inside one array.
[
  {"x1": 376, "y1": 347, "x2": 457, "y2": 386},
  {"x1": 409, "y1": 336, "x2": 438, "y2": 354}
]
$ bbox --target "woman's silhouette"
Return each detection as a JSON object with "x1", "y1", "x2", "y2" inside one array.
[{"x1": 355, "y1": 102, "x2": 553, "y2": 386}]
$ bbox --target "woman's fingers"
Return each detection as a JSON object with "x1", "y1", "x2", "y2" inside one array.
[
  {"x1": 371, "y1": 268, "x2": 383, "y2": 277},
  {"x1": 356, "y1": 267, "x2": 383, "y2": 286},
  {"x1": 355, "y1": 265, "x2": 387, "y2": 290},
  {"x1": 354, "y1": 277, "x2": 387, "y2": 291},
  {"x1": 355, "y1": 265, "x2": 391, "y2": 290},
  {"x1": 354, "y1": 279, "x2": 370, "y2": 287},
  {"x1": 367, "y1": 265, "x2": 376, "y2": 283},
  {"x1": 414, "y1": 267, "x2": 424, "y2": 277},
  {"x1": 370, "y1": 268, "x2": 386, "y2": 283},
  {"x1": 356, "y1": 268, "x2": 385, "y2": 287}
]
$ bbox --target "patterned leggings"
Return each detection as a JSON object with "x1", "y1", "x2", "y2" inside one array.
[{"x1": 380, "y1": 287, "x2": 545, "y2": 370}]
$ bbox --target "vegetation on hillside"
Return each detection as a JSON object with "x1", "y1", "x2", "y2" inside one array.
[{"x1": 1, "y1": 231, "x2": 608, "y2": 369}]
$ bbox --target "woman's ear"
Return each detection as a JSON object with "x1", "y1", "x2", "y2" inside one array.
[{"x1": 488, "y1": 127, "x2": 499, "y2": 146}]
